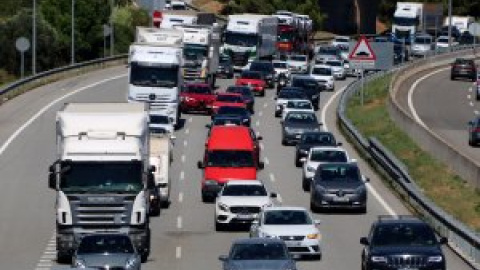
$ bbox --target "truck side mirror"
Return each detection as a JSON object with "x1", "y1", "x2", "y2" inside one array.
[
  {"x1": 149, "y1": 165, "x2": 156, "y2": 173},
  {"x1": 48, "y1": 173, "x2": 57, "y2": 190}
]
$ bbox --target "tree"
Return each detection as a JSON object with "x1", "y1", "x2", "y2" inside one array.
[{"x1": 112, "y1": 5, "x2": 149, "y2": 54}]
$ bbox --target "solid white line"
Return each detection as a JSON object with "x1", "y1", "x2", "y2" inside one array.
[
  {"x1": 184, "y1": 140, "x2": 188, "y2": 147},
  {"x1": 256, "y1": 120, "x2": 260, "y2": 127},
  {"x1": 259, "y1": 111, "x2": 263, "y2": 117},
  {"x1": 276, "y1": 193, "x2": 283, "y2": 204},
  {"x1": 469, "y1": 87, "x2": 473, "y2": 92},
  {"x1": 321, "y1": 86, "x2": 347, "y2": 132},
  {"x1": 178, "y1": 192, "x2": 183, "y2": 203},
  {"x1": 269, "y1": 173, "x2": 275, "y2": 182},
  {"x1": 470, "y1": 101, "x2": 475, "y2": 107},
  {"x1": 468, "y1": 94, "x2": 472, "y2": 99},
  {"x1": 176, "y1": 246, "x2": 182, "y2": 259},
  {"x1": 177, "y1": 216, "x2": 183, "y2": 229},
  {"x1": 264, "y1": 103, "x2": 268, "y2": 108},
  {"x1": 180, "y1": 171, "x2": 185, "y2": 180},
  {"x1": 188, "y1": 117, "x2": 193, "y2": 123},
  {"x1": 264, "y1": 157, "x2": 269, "y2": 165},
  {"x1": 181, "y1": 155, "x2": 186, "y2": 163},
  {"x1": 408, "y1": 67, "x2": 449, "y2": 128},
  {"x1": 185, "y1": 128, "x2": 190, "y2": 134},
  {"x1": 0, "y1": 74, "x2": 126, "y2": 157}
]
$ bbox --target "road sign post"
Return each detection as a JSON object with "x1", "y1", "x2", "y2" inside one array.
[
  {"x1": 349, "y1": 36, "x2": 377, "y2": 106},
  {"x1": 468, "y1": 23, "x2": 480, "y2": 57},
  {"x1": 15, "y1": 37, "x2": 30, "y2": 79}
]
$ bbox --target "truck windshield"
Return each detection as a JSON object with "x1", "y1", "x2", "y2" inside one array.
[
  {"x1": 278, "y1": 32, "x2": 293, "y2": 42},
  {"x1": 184, "y1": 45, "x2": 208, "y2": 60},
  {"x1": 393, "y1": 17, "x2": 419, "y2": 27},
  {"x1": 130, "y1": 63, "x2": 178, "y2": 88},
  {"x1": 225, "y1": 32, "x2": 258, "y2": 47},
  {"x1": 59, "y1": 161, "x2": 143, "y2": 194},
  {"x1": 206, "y1": 150, "x2": 254, "y2": 167}
]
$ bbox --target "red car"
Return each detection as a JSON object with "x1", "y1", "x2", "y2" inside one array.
[
  {"x1": 180, "y1": 83, "x2": 216, "y2": 114},
  {"x1": 235, "y1": 70, "x2": 266, "y2": 96},
  {"x1": 211, "y1": 93, "x2": 246, "y2": 114}
]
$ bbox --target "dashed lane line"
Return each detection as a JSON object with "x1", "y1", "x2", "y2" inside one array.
[
  {"x1": 185, "y1": 128, "x2": 190, "y2": 134},
  {"x1": 255, "y1": 120, "x2": 260, "y2": 127},
  {"x1": 184, "y1": 140, "x2": 188, "y2": 147},
  {"x1": 470, "y1": 101, "x2": 475, "y2": 107},
  {"x1": 177, "y1": 216, "x2": 183, "y2": 229},
  {"x1": 264, "y1": 157, "x2": 269, "y2": 165},
  {"x1": 181, "y1": 155, "x2": 186, "y2": 163},
  {"x1": 260, "y1": 143, "x2": 264, "y2": 150},
  {"x1": 269, "y1": 173, "x2": 275, "y2": 183},
  {"x1": 259, "y1": 111, "x2": 263, "y2": 117},
  {"x1": 180, "y1": 171, "x2": 185, "y2": 181},
  {"x1": 188, "y1": 117, "x2": 193, "y2": 123},
  {"x1": 178, "y1": 192, "x2": 184, "y2": 203},
  {"x1": 263, "y1": 103, "x2": 268, "y2": 108},
  {"x1": 176, "y1": 246, "x2": 182, "y2": 259},
  {"x1": 276, "y1": 193, "x2": 283, "y2": 204}
]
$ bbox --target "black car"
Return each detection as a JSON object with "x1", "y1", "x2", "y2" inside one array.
[
  {"x1": 468, "y1": 117, "x2": 480, "y2": 146},
  {"x1": 451, "y1": 58, "x2": 476, "y2": 81},
  {"x1": 217, "y1": 54, "x2": 234, "y2": 79},
  {"x1": 213, "y1": 106, "x2": 251, "y2": 126},
  {"x1": 291, "y1": 76, "x2": 323, "y2": 110},
  {"x1": 249, "y1": 60, "x2": 276, "y2": 88},
  {"x1": 360, "y1": 216, "x2": 447, "y2": 270},
  {"x1": 281, "y1": 111, "x2": 321, "y2": 145},
  {"x1": 226, "y1": 85, "x2": 255, "y2": 113},
  {"x1": 310, "y1": 162, "x2": 368, "y2": 213},
  {"x1": 295, "y1": 132, "x2": 340, "y2": 167}
]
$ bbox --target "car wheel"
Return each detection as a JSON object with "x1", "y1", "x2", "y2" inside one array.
[
  {"x1": 141, "y1": 251, "x2": 149, "y2": 263},
  {"x1": 451, "y1": 75, "x2": 455, "y2": 80},
  {"x1": 275, "y1": 112, "x2": 280, "y2": 117},
  {"x1": 295, "y1": 157, "x2": 302, "y2": 167},
  {"x1": 282, "y1": 138, "x2": 288, "y2": 146},
  {"x1": 149, "y1": 202, "x2": 161, "y2": 217},
  {"x1": 260, "y1": 91, "x2": 266, "y2": 97},
  {"x1": 302, "y1": 177, "x2": 310, "y2": 191},
  {"x1": 476, "y1": 94, "x2": 480, "y2": 101},
  {"x1": 56, "y1": 252, "x2": 71, "y2": 264},
  {"x1": 202, "y1": 193, "x2": 211, "y2": 203},
  {"x1": 215, "y1": 221, "x2": 224, "y2": 232},
  {"x1": 310, "y1": 198, "x2": 319, "y2": 213}
]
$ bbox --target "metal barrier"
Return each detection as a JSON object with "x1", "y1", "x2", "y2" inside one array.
[{"x1": 337, "y1": 45, "x2": 480, "y2": 269}]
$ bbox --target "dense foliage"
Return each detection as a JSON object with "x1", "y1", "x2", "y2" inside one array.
[{"x1": 218, "y1": 0, "x2": 325, "y2": 30}]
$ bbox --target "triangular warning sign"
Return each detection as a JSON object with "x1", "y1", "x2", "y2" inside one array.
[{"x1": 349, "y1": 36, "x2": 376, "y2": 61}]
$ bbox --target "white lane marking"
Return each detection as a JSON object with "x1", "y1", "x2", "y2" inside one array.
[
  {"x1": 188, "y1": 117, "x2": 193, "y2": 123},
  {"x1": 184, "y1": 140, "x2": 188, "y2": 147},
  {"x1": 323, "y1": 81, "x2": 397, "y2": 217},
  {"x1": 176, "y1": 246, "x2": 182, "y2": 259},
  {"x1": 469, "y1": 87, "x2": 473, "y2": 93},
  {"x1": 475, "y1": 111, "x2": 479, "y2": 115},
  {"x1": 260, "y1": 143, "x2": 264, "y2": 150},
  {"x1": 256, "y1": 120, "x2": 260, "y2": 127},
  {"x1": 264, "y1": 157, "x2": 269, "y2": 165},
  {"x1": 259, "y1": 111, "x2": 263, "y2": 117},
  {"x1": 468, "y1": 94, "x2": 472, "y2": 99},
  {"x1": 470, "y1": 101, "x2": 475, "y2": 107},
  {"x1": 269, "y1": 173, "x2": 275, "y2": 182},
  {"x1": 263, "y1": 103, "x2": 268, "y2": 108},
  {"x1": 185, "y1": 128, "x2": 190, "y2": 134},
  {"x1": 276, "y1": 193, "x2": 283, "y2": 204},
  {"x1": 0, "y1": 74, "x2": 126, "y2": 156},
  {"x1": 408, "y1": 67, "x2": 449, "y2": 128},
  {"x1": 181, "y1": 155, "x2": 186, "y2": 163},
  {"x1": 178, "y1": 192, "x2": 184, "y2": 203},
  {"x1": 321, "y1": 86, "x2": 347, "y2": 132},
  {"x1": 177, "y1": 216, "x2": 183, "y2": 229},
  {"x1": 180, "y1": 171, "x2": 185, "y2": 180}
]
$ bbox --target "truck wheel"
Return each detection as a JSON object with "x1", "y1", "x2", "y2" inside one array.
[
  {"x1": 215, "y1": 221, "x2": 224, "y2": 231},
  {"x1": 57, "y1": 251, "x2": 72, "y2": 264},
  {"x1": 150, "y1": 202, "x2": 161, "y2": 216}
]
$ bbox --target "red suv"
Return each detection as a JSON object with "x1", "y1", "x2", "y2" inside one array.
[
  {"x1": 235, "y1": 70, "x2": 267, "y2": 96},
  {"x1": 180, "y1": 83, "x2": 216, "y2": 114},
  {"x1": 198, "y1": 126, "x2": 264, "y2": 202}
]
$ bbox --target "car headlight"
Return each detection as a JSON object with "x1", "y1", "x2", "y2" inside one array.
[
  {"x1": 306, "y1": 233, "x2": 320, "y2": 239},
  {"x1": 427, "y1": 255, "x2": 443, "y2": 263},
  {"x1": 371, "y1": 256, "x2": 388, "y2": 263},
  {"x1": 243, "y1": 118, "x2": 249, "y2": 123},
  {"x1": 125, "y1": 256, "x2": 139, "y2": 269},
  {"x1": 307, "y1": 166, "x2": 316, "y2": 172},
  {"x1": 218, "y1": 203, "x2": 229, "y2": 212},
  {"x1": 74, "y1": 259, "x2": 87, "y2": 268}
]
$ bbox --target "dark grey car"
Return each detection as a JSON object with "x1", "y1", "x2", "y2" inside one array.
[
  {"x1": 219, "y1": 238, "x2": 297, "y2": 270},
  {"x1": 310, "y1": 162, "x2": 369, "y2": 213},
  {"x1": 72, "y1": 234, "x2": 141, "y2": 269},
  {"x1": 281, "y1": 111, "x2": 322, "y2": 145}
]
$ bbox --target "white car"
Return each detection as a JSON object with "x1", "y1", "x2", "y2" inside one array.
[
  {"x1": 343, "y1": 59, "x2": 362, "y2": 77},
  {"x1": 215, "y1": 180, "x2": 277, "y2": 231},
  {"x1": 287, "y1": 55, "x2": 309, "y2": 74},
  {"x1": 149, "y1": 111, "x2": 174, "y2": 134},
  {"x1": 250, "y1": 206, "x2": 322, "y2": 259},
  {"x1": 274, "y1": 88, "x2": 306, "y2": 117},
  {"x1": 273, "y1": 60, "x2": 291, "y2": 80},
  {"x1": 310, "y1": 65, "x2": 334, "y2": 91},
  {"x1": 300, "y1": 146, "x2": 352, "y2": 191},
  {"x1": 435, "y1": 36, "x2": 458, "y2": 50},
  {"x1": 281, "y1": 99, "x2": 314, "y2": 120},
  {"x1": 331, "y1": 35, "x2": 350, "y2": 48},
  {"x1": 325, "y1": 59, "x2": 346, "y2": 80}
]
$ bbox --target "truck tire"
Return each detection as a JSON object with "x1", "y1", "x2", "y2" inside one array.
[{"x1": 57, "y1": 251, "x2": 72, "y2": 264}]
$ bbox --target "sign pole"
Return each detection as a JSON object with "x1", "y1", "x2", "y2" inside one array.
[
  {"x1": 20, "y1": 51, "x2": 25, "y2": 78},
  {"x1": 361, "y1": 69, "x2": 365, "y2": 106}
]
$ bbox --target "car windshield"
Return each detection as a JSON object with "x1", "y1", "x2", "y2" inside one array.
[
  {"x1": 312, "y1": 67, "x2": 332, "y2": 75},
  {"x1": 311, "y1": 150, "x2": 347, "y2": 162},
  {"x1": 150, "y1": 115, "x2": 170, "y2": 124},
  {"x1": 264, "y1": 210, "x2": 312, "y2": 225},
  {"x1": 278, "y1": 90, "x2": 305, "y2": 99},
  {"x1": 415, "y1": 37, "x2": 432, "y2": 44},
  {"x1": 231, "y1": 243, "x2": 288, "y2": 260},
  {"x1": 287, "y1": 100, "x2": 312, "y2": 109},
  {"x1": 222, "y1": 184, "x2": 267, "y2": 196},
  {"x1": 250, "y1": 62, "x2": 274, "y2": 72},
  {"x1": 292, "y1": 79, "x2": 318, "y2": 91},
  {"x1": 371, "y1": 224, "x2": 439, "y2": 247},
  {"x1": 278, "y1": 31, "x2": 294, "y2": 42},
  {"x1": 217, "y1": 106, "x2": 247, "y2": 115},
  {"x1": 301, "y1": 133, "x2": 335, "y2": 145},
  {"x1": 326, "y1": 61, "x2": 342, "y2": 67},
  {"x1": 227, "y1": 86, "x2": 251, "y2": 96},
  {"x1": 130, "y1": 63, "x2": 178, "y2": 87},
  {"x1": 212, "y1": 117, "x2": 242, "y2": 126},
  {"x1": 216, "y1": 95, "x2": 243, "y2": 103},
  {"x1": 184, "y1": 45, "x2": 208, "y2": 59},
  {"x1": 184, "y1": 85, "x2": 211, "y2": 94},
  {"x1": 273, "y1": 62, "x2": 288, "y2": 69},
  {"x1": 285, "y1": 113, "x2": 317, "y2": 123},
  {"x1": 318, "y1": 47, "x2": 338, "y2": 55},
  {"x1": 290, "y1": 55, "x2": 307, "y2": 62},
  {"x1": 241, "y1": 71, "x2": 262, "y2": 80},
  {"x1": 206, "y1": 150, "x2": 254, "y2": 167},
  {"x1": 77, "y1": 235, "x2": 135, "y2": 254},
  {"x1": 225, "y1": 32, "x2": 258, "y2": 47},
  {"x1": 317, "y1": 165, "x2": 360, "y2": 181}
]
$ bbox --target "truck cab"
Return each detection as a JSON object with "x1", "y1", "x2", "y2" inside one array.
[{"x1": 392, "y1": 3, "x2": 422, "y2": 44}]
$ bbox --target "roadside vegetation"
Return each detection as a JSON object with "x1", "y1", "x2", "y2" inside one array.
[{"x1": 346, "y1": 75, "x2": 480, "y2": 231}]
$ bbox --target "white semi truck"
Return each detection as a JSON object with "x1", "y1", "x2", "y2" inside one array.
[
  {"x1": 48, "y1": 103, "x2": 155, "y2": 263},
  {"x1": 223, "y1": 14, "x2": 278, "y2": 70},
  {"x1": 173, "y1": 23, "x2": 221, "y2": 86},
  {"x1": 160, "y1": 10, "x2": 198, "y2": 28},
  {"x1": 128, "y1": 27, "x2": 184, "y2": 126}
]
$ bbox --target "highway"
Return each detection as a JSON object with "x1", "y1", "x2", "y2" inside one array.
[
  {"x1": 402, "y1": 66, "x2": 480, "y2": 163},
  {"x1": 0, "y1": 65, "x2": 472, "y2": 270}
]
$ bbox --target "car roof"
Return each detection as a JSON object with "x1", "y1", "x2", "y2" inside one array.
[
  {"x1": 301, "y1": 131, "x2": 334, "y2": 136},
  {"x1": 263, "y1": 206, "x2": 309, "y2": 212},
  {"x1": 207, "y1": 126, "x2": 253, "y2": 150},
  {"x1": 225, "y1": 180, "x2": 264, "y2": 186},
  {"x1": 374, "y1": 215, "x2": 426, "y2": 225},
  {"x1": 233, "y1": 237, "x2": 285, "y2": 245},
  {"x1": 312, "y1": 64, "x2": 332, "y2": 69},
  {"x1": 310, "y1": 146, "x2": 345, "y2": 152}
]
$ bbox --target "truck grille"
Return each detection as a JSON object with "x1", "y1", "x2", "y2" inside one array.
[
  {"x1": 388, "y1": 255, "x2": 427, "y2": 268},
  {"x1": 230, "y1": 206, "x2": 261, "y2": 214},
  {"x1": 135, "y1": 93, "x2": 172, "y2": 103},
  {"x1": 69, "y1": 195, "x2": 134, "y2": 227}
]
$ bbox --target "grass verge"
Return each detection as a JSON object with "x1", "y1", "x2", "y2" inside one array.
[{"x1": 346, "y1": 75, "x2": 480, "y2": 231}]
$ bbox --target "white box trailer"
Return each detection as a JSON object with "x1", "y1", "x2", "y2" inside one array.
[{"x1": 161, "y1": 10, "x2": 198, "y2": 28}]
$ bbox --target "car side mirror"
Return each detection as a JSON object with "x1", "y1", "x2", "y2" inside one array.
[
  {"x1": 49, "y1": 165, "x2": 55, "y2": 173},
  {"x1": 300, "y1": 157, "x2": 307, "y2": 163},
  {"x1": 197, "y1": 161, "x2": 205, "y2": 169},
  {"x1": 257, "y1": 136, "x2": 263, "y2": 140},
  {"x1": 270, "y1": 192, "x2": 277, "y2": 198},
  {"x1": 218, "y1": 255, "x2": 228, "y2": 261},
  {"x1": 48, "y1": 173, "x2": 57, "y2": 190},
  {"x1": 258, "y1": 161, "x2": 265, "y2": 170},
  {"x1": 360, "y1": 237, "x2": 369, "y2": 245},
  {"x1": 439, "y1": 237, "x2": 447, "y2": 245}
]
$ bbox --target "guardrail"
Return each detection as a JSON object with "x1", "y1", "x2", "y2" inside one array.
[{"x1": 337, "y1": 45, "x2": 480, "y2": 269}]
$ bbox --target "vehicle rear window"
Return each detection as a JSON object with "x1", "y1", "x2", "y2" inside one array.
[
  {"x1": 241, "y1": 71, "x2": 262, "y2": 80},
  {"x1": 311, "y1": 150, "x2": 347, "y2": 162},
  {"x1": 250, "y1": 62, "x2": 274, "y2": 72},
  {"x1": 217, "y1": 106, "x2": 247, "y2": 115},
  {"x1": 231, "y1": 243, "x2": 288, "y2": 260},
  {"x1": 290, "y1": 55, "x2": 307, "y2": 61},
  {"x1": 371, "y1": 223, "x2": 438, "y2": 247},
  {"x1": 216, "y1": 95, "x2": 243, "y2": 103}
]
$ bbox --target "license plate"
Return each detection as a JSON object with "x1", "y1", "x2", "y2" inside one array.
[
  {"x1": 285, "y1": 241, "x2": 302, "y2": 246},
  {"x1": 237, "y1": 214, "x2": 254, "y2": 219},
  {"x1": 334, "y1": 197, "x2": 349, "y2": 202},
  {"x1": 295, "y1": 134, "x2": 302, "y2": 138}
]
